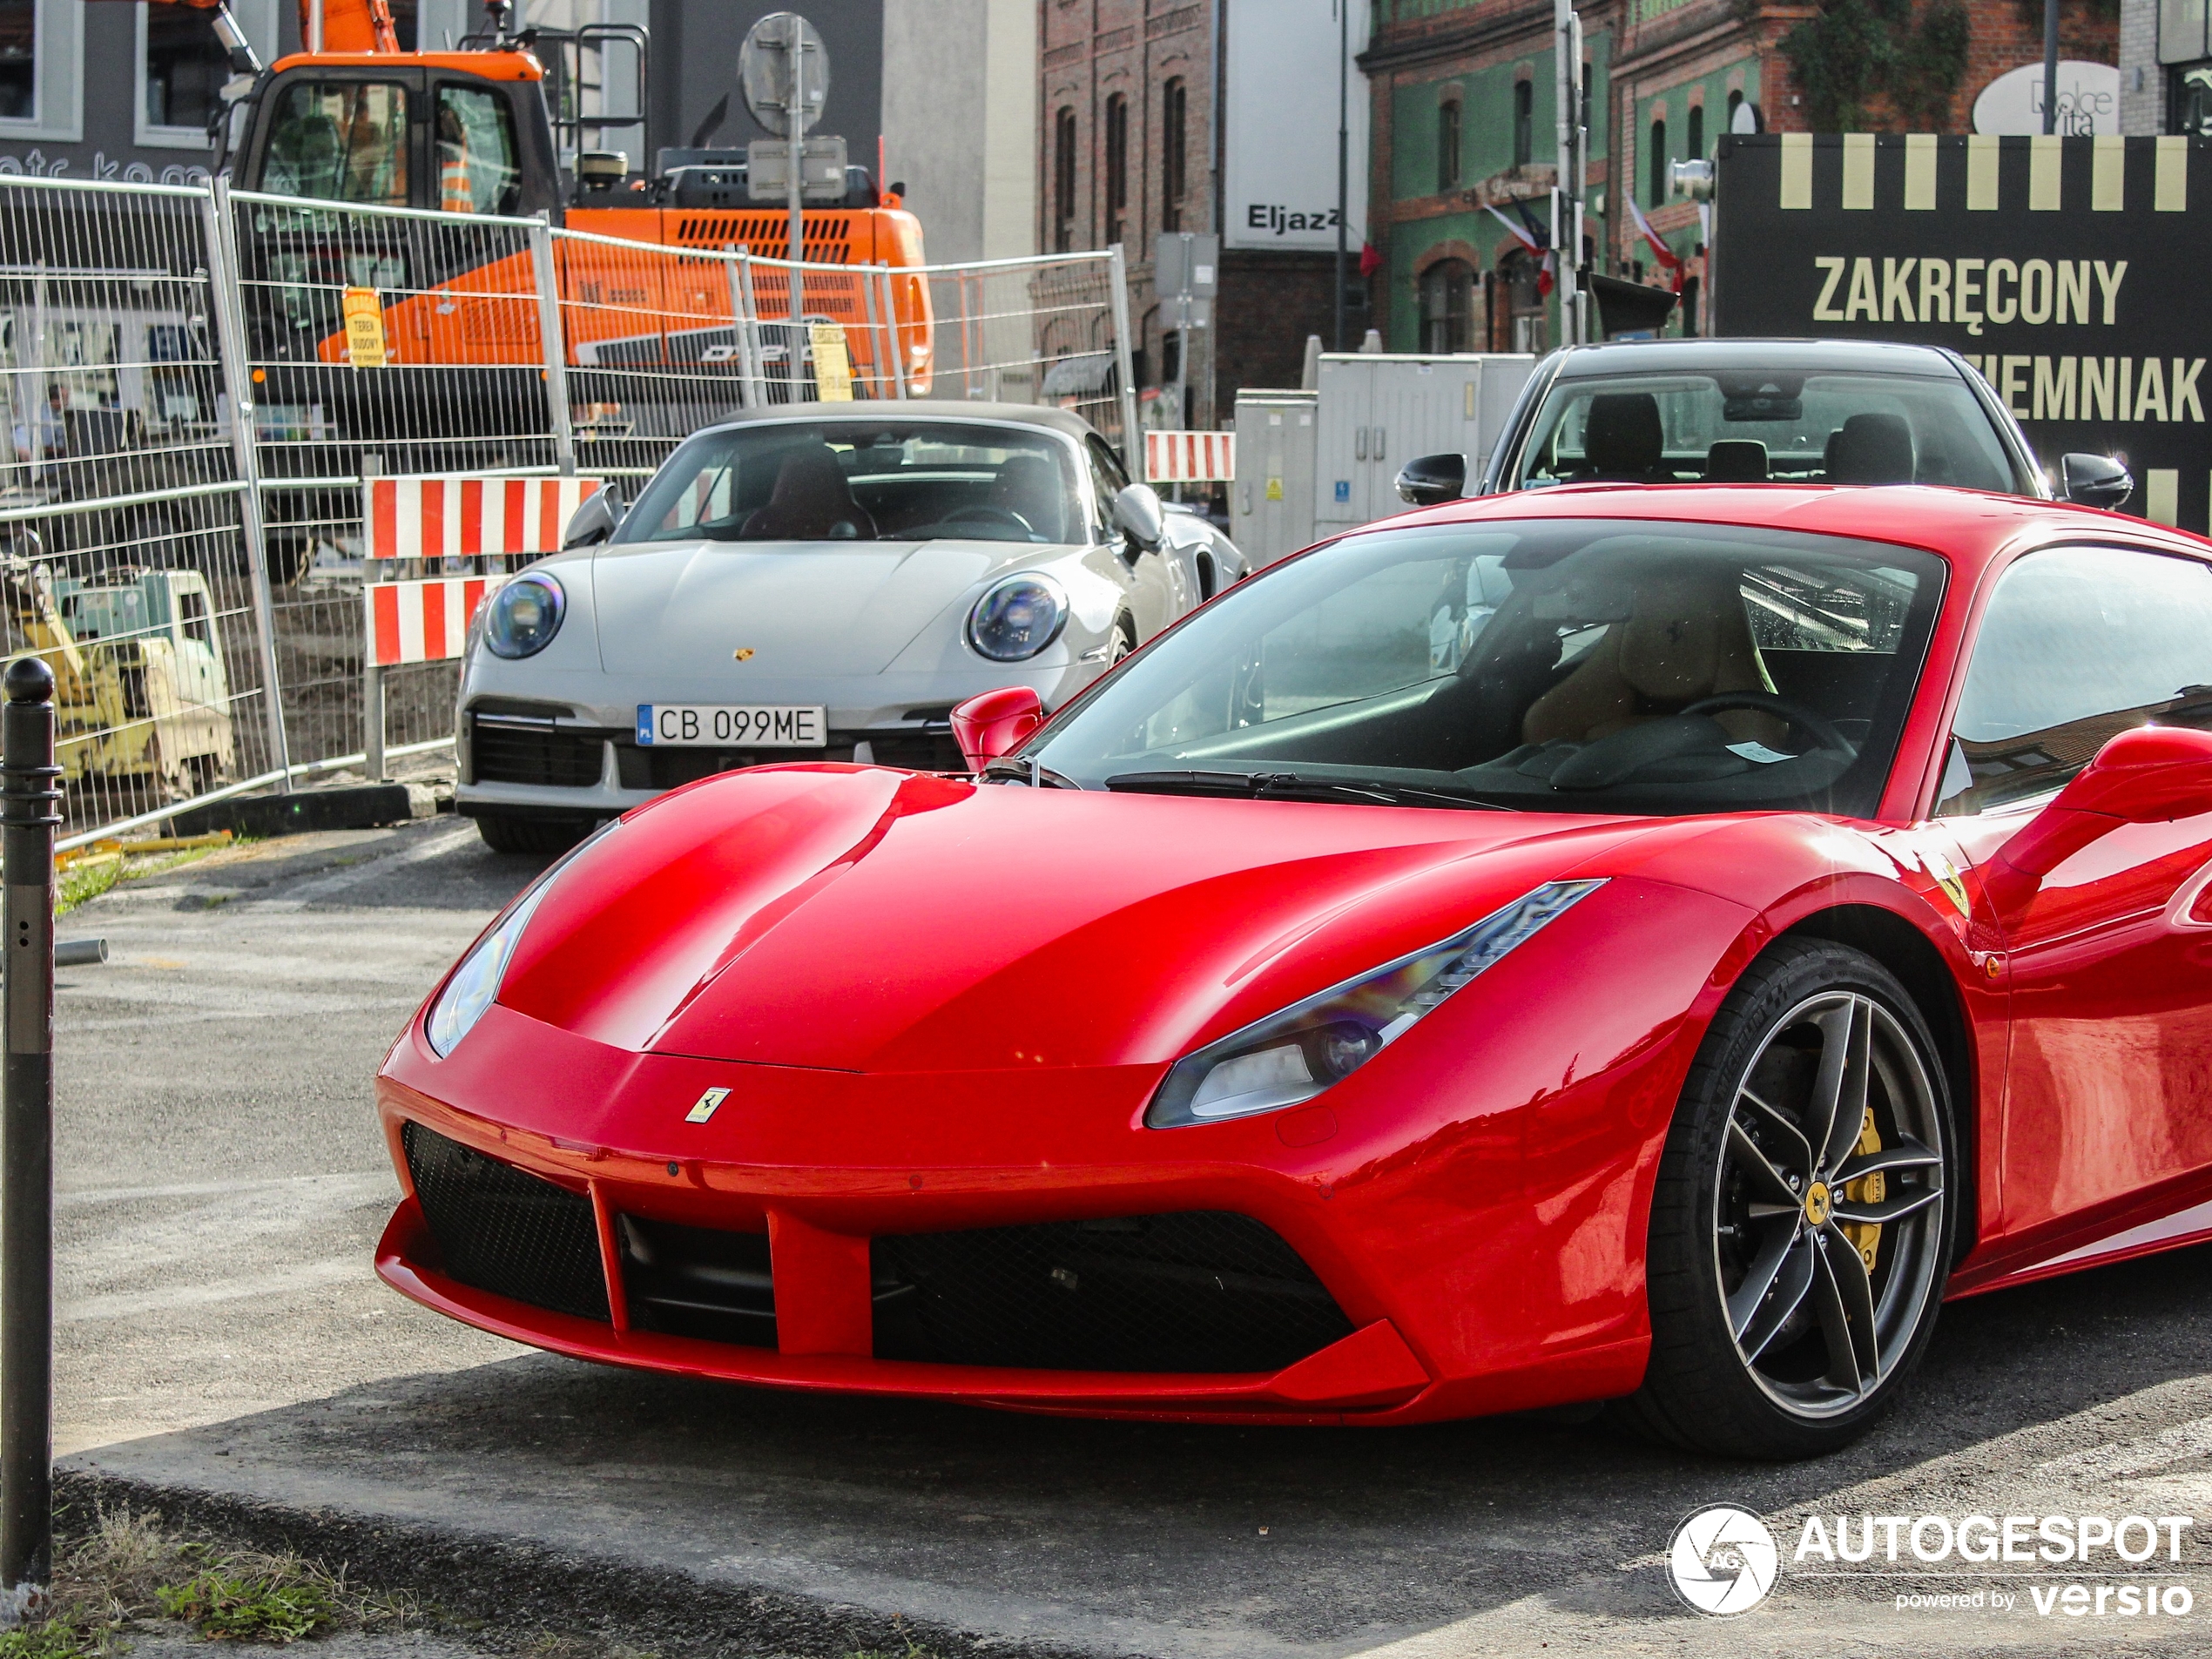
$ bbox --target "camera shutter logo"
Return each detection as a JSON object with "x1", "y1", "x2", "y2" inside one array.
[{"x1": 1669, "y1": 1505, "x2": 1779, "y2": 1616}]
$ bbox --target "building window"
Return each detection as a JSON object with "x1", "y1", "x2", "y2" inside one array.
[
  {"x1": 0, "y1": 0, "x2": 30, "y2": 120},
  {"x1": 1725, "y1": 88, "x2": 1743, "y2": 136},
  {"x1": 1438, "y1": 96, "x2": 1461, "y2": 192},
  {"x1": 1054, "y1": 105, "x2": 1077, "y2": 253},
  {"x1": 1687, "y1": 103, "x2": 1703, "y2": 161},
  {"x1": 1420, "y1": 260, "x2": 1474, "y2": 353},
  {"x1": 1104, "y1": 92, "x2": 1129, "y2": 246},
  {"x1": 145, "y1": 6, "x2": 226, "y2": 137},
  {"x1": 1649, "y1": 117, "x2": 1667, "y2": 206},
  {"x1": 1513, "y1": 80, "x2": 1533, "y2": 169},
  {"x1": 1163, "y1": 77, "x2": 1186, "y2": 233}
]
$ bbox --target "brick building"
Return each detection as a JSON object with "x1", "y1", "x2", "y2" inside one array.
[
  {"x1": 1365, "y1": 0, "x2": 2119, "y2": 351},
  {"x1": 1038, "y1": 0, "x2": 1364, "y2": 429}
]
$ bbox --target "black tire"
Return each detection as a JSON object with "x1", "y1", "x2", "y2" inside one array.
[
  {"x1": 1108, "y1": 612, "x2": 1137, "y2": 666},
  {"x1": 474, "y1": 813, "x2": 590, "y2": 856},
  {"x1": 1613, "y1": 938, "x2": 1956, "y2": 1460}
]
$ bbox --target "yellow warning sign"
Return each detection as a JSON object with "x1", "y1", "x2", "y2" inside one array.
[
  {"x1": 1265, "y1": 475, "x2": 1284, "y2": 501},
  {"x1": 342, "y1": 287, "x2": 388, "y2": 368},
  {"x1": 810, "y1": 323, "x2": 853, "y2": 401}
]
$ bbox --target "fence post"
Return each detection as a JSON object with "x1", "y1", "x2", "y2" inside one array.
[
  {"x1": 858, "y1": 265, "x2": 884, "y2": 400},
  {"x1": 202, "y1": 179, "x2": 294, "y2": 788},
  {"x1": 0, "y1": 657, "x2": 57, "y2": 1624},
  {"x1": 529, "y1": 217, "x2": 577, "y2": 477},
  {"x1": 722, "y1": 245, "x2": 754, "y2": 411},
  {"x1": 737, "y1": 253, "x2": 765, "y2": 408},
  {"x1": 362, "y1": 661, "x2": 385, "y2": 780},
  {"x1": 878, "y1": 265, "x2": 908, "y2": 400},
  {"x1": 1108, "y1": 244, "x2": 1142, "y2": 481}
]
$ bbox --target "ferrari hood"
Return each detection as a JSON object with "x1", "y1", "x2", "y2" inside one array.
[
  {"x1": 494, "y1": 768, "x2": 1675, "y2": 1074},
  {"x1": 588, "y1": 538, "x2": 1040, "y2": 677}
]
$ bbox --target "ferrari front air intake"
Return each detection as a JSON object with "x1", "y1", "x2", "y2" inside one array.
[{"x1": 401, "y1": 1122, "x2": 610, "y2": 1323}]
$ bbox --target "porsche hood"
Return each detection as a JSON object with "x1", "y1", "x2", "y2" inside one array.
[
  {"x1": 488, "y1": 768, "x2": 1663, "y2": 1075},
  {"x1": 587, "y1": 538, "x2": 1049, "y2": 677}
]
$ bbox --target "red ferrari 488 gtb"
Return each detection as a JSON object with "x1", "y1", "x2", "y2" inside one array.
[{"x1": 377, "y1": 483, "x2": 2212, "y2": 1459}]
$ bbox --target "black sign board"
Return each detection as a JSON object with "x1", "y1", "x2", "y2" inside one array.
[{"x1": 1713, "y1": 133, "x2": 2212, "y2": 533}]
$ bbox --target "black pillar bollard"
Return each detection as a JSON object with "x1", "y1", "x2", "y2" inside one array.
[{"x1": 0, "y1": 656, "x2": 57, "y2": 1620}]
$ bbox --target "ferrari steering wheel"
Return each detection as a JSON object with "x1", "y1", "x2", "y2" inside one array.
[
  {"x1": 1680, "y1": 691, "x2": 1852, "y2": 756},
  {"x1": 945, "y1": 505, "x2": 1036, "y2": 536}
]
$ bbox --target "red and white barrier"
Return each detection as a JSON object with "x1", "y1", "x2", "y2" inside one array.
[
  {"x1": 364, "y1": 575, "x2": 509, "y2": 668},
  {"x1": 1145, "y1": 430, "x2": 1236, "y2": 483},
  {"x1": 364, "y1": 475, "x2": 603, "y2": 560}
]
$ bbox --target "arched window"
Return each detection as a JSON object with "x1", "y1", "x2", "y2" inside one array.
[
  {"x1": 1513, "y1": 80, "x2": 1534, "y2": 168},
  {"x1": 1687, "y1": 103, "x2": 1703, "y2": 162},
  {"x1": 1162, "y1": 78, "x2": 1187, "y2": 232},
  {"x1": 1104, "y1": 93, "x2": 1129, "y2": 246},
  {"x1": 1649, "y1": 117, "x2": 1667, "y2": 206},
  {"x1": 1420, "y1": 259, "x2": 1474, "y2": 353},
  {"x1": 1054, "y1": 106, "x2": 1078, "y2": 253},
  {"x1": 1438, "y1": 96, "x2": 1462, "y2": 192},
  {"x1": 1725, "y1": 89, "x2": 1744, "y2": 136}
]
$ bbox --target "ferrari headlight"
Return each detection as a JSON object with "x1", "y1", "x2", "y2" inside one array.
[
  {"x1": 424, "y1": 821, "x2": 612, "y2": 1055},
  {"x1": 967, "y1": 575, "x2": 1067, "y2": 662},
  {"x1": 483, "y1": 573, "x2": 565, "y2": 659},
  {"x1": 1145, "y1": 880, "x2": 1605, "y2": 1129}
]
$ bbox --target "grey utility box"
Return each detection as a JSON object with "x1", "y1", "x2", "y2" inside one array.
[
  {"x1": 1311, "y1": 353, "x2": 1537, "y2": 539},
  {"x1": 1230, "y1": 389, "x2": 1318, "y2": 569}
]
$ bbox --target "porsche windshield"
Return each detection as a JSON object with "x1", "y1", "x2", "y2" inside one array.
[
  {"x1": 1511, "y1": 372, "x2": 2018, "y2": 491},
  {"x1": 1028, "y1": 519, "x2": 1946, "y2": 819},
  {"x1": 615, "y1": 421, "x2": 1084, "y2": 545}
]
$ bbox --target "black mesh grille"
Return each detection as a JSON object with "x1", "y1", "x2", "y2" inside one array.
[
  {"x1": 871, "y1": 1212, "x2": 1353, "y2": 1372},
  {"x1": 401, "y1": 1123, "x2": 610, "y2": 1322},
  {"x1": 618, "y1": 1215, "x2": 776, "y2": 1347},
  {"x1": 470, "y1": 717, "x2": 605, "y2": 786}
]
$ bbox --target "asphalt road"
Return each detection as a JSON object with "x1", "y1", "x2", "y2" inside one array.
[{"x1": 55, "y1": 815, "x2": 2212, "y2": 1657}]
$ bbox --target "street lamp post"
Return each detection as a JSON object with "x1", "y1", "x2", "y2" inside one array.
[{"x1": 1334, "y1": 0, "x2": 1348, "y2": 352}]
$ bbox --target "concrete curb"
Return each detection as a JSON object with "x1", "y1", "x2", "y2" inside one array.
[{"x1": 58, "y1": 1469, "x2": 1130, "y2": 1659}]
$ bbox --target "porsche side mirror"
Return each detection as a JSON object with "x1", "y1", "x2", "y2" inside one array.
[
  {"x1": 1993, "y1": 725, "x2": 2212, "y2": 887},
  {"x1": 1396, "y1": 452, "x2": 1467, "y2": 506},
  {"x1": 2060, "y1": 453, "x2": 2133, "y2": 511},
  {"x1": 1111, "y1": 484, "x2": 1165, "y2": 553},
  {"x1": 950, "y1": 685, "x2": 1046, "y2": 771},
  {"x1": 562, "y1": 488, "x2": 625, "y2": 548}
]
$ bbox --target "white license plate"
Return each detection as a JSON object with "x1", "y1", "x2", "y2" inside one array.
[{"x1": 635, "y1": 704, "x2": 827, "y2": 748}]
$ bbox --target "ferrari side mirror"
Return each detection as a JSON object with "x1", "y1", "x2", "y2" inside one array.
[
  {"x1": 1396, "y1": 452, "x2": 1467, "y2": 506},
  {"x1": 2060, "y1": 453, "x2": 2133, "y2": 511},
  {"x1": 1111, "y1": 484, "x2": 1165, "y2": 553},
  {"x1": 950, "y1": 685, "x2": 1045, "y2": 772},
  {"x1": 1994, "y1": 725, "x2": 2212, "y2": 887}
]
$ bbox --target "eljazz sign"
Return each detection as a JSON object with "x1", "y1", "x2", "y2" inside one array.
[
  {"x1": 1222, "y1": 0, "x2": 1369, "y2": 252},
  {"x1": 1714, "y1": 133, "x2": 2212, "y2": 530}
]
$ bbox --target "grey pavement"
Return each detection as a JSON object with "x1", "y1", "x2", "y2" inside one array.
[{"x1": 54, "y1": 814, "x2": 2212, "y2": 1656}]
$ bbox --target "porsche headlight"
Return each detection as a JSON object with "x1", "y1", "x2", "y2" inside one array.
[
  {"x1": 424, "y1": 822, "x2": 611, "y2": 1055},
  {"x1": 967, "y1": 575, "x2": 1067, "y2": 662},
  {"x1": 1145, "y1": 880, "x2": 1605, "y2": 1129},
  {"x1": 483, "y1": 573, "x2": 565, "y2": 659}
]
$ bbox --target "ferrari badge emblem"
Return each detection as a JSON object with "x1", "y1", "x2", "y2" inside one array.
[
  {"x1": 732, "y1": 647, "x2": 756, "y2": 662},
  {"x1": 685, "y1": 1086, "x2": 732, "y2": 1124},
  {"x1": 1923, "y1": 849, "x2": 1972, "y2": 920}
]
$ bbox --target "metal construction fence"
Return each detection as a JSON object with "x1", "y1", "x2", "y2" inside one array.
[{"x1": 0, "y1": 171, "x2": 1136, "y2": 843}]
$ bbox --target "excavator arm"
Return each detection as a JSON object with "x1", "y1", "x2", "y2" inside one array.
[{"x1": 93, "y1": 0, "x2": 400, "y2": 60}]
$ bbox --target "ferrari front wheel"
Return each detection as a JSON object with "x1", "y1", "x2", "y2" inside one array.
[{"x1": 1620, "y1": 940, "x2": 1954, "y2": 1459}]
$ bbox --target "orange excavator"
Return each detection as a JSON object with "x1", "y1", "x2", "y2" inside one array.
[{"x1": 111, "y1": 0, "x2": 932, "y2": 401}]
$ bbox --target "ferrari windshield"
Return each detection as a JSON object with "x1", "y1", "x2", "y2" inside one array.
[
  {"x1": 1028, "y1": 518, "x2": 1946, "y2": 819},
  {"x1": 616, "y1": 421, "x2": 1084, "y2": 545},
  {"x1": 1511, "y1": 371, "x2": 2018, "y2": 491}
]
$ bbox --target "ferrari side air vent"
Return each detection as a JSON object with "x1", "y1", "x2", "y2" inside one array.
[
  {"x1": 871, "y1": 1211, "x2": 1353, "y2": 1373},
  {"x1": 401, "y1": 1123, "x2": 610, "y2": 1323}
]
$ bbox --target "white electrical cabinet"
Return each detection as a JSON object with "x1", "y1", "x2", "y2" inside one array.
[
  {"x1": 1311, "y1": 353, "x2": 1536, "y2": 539},
  {"x1": 1229, "y1": 389, "x2": 1318, "y2": 569}
]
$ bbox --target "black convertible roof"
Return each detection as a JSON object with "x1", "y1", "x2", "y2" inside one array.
[
  {"x1": 699, "y1": 401, "x2": 1104, "y2": 442},
  {"x1": 1552, "y1": 338, "x2": 1968, "y2": 380}
]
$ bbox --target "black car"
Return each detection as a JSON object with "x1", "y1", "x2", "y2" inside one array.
[{"x1": 1393, "y1": 338, "x2": 2132, "y2": 510}]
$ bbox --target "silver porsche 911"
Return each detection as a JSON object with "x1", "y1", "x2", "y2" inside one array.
[{"x1": 454, "y1": 402, "x2": 1249, "y2": 853}]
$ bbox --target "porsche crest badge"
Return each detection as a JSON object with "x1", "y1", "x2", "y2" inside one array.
[
  {"x1": 685, "y1": 1086, "x2": 732, "y2": 1124},
  {"x1": 732, "y1": 647, "x2": 756, "y2": 662}
]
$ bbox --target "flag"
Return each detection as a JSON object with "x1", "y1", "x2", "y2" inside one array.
[
  {"x1": 1625, "y1": 196, "x2": 1685, "y2": 293},
  {"x1": 1484, "y1": 203, "x2": 1554, "y2": 298}
]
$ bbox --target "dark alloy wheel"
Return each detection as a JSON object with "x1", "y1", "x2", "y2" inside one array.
[{"x1": 1616, "y1": 939, "x2": 1955, "y2": 1459}]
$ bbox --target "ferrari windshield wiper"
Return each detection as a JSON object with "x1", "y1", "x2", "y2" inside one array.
[{"x1": 1103, "y1": 770, "x2": 1506, "y2": 810}]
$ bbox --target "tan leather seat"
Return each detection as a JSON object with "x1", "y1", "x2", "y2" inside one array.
[{"x1": 1522, "y1": 564, "x2": 1787, "y2": 748}]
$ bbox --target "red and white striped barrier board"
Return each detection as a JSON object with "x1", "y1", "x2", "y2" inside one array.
[
  {"x1": 1145, "y1": 430, "x2": 1236, "y2": 483},
  {"x1": 364, "y1": 475, "x2": 603, "y2": 560},
  {"x1": 364, "y1": 575, "x2": 509, "y2": 668}
]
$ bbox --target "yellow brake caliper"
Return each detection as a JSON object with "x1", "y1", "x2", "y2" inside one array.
[{"x1": 1840, "y1": 1106, "x2": 1885, "y2": 1274}]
